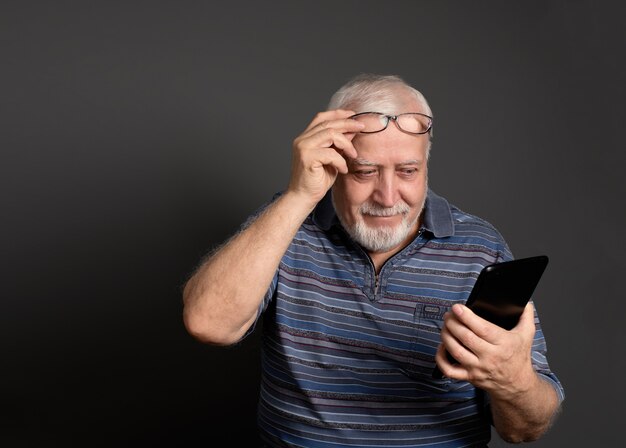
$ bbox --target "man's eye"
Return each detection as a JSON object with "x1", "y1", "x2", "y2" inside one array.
[
  {"x1": 355, "y1": 169, "x2": 377, "y2": 177},
  {"x1": 399, "y1": 168, "x2": 417, "y2": 176}
]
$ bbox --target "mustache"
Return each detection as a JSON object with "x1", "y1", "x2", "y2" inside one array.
[{"x1": 359, "y1": 201, "x2": 410, "y2": 217}]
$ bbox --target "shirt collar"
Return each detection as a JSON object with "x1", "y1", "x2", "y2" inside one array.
[{"x1": 312, "y1": 188, "x2": 454, "y2": 238}]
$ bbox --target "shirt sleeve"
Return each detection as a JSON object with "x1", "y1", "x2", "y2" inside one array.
[{"x1": 529, "y1": 303, "x2": 566, "y2": 402}]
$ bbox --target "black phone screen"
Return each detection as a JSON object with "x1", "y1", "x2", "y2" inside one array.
[{"x1": 465, "y1": 255, "x2": 549, "y2": 330}]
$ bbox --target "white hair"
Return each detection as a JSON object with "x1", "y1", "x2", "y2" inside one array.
[
  {"x1": 327, "y1": 74, "x2": 433, "y2": 157},
  {"x1": 327, "y1": 73, "x2": 432, "y2": 117}
]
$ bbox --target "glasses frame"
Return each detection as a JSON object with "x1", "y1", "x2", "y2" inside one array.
[{"x1": 350, "y1": 111, "x2": 433, "y2": 135}]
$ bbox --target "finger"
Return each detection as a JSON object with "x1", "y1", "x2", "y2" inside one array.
[
  {"x1": 300, "y1": 119, "x2": 366, "y2": 145},
  {"x1": 297, "y1": 127, "x2": 358, "y2": 159},
  {"x1": 517, "y1": 301, "x2": 535, "y2": 325},
  {"x1": 443, "y1": 306, "x2": 496, "y2": 361},
  {"x1": 440, "y1": 322, "x2": 480, "y2": 366},
  {"x1": 329, "y1": 131, "x2": 358, "y2": 159},
  {"x1": 435, "y1": 343, "x2": 471, "y2": 381},
  {"x1": 450, "y1": 304, "x2": 503, "y2": 344},
  {"x1": 434, "y1": 343, "x2": 451, "y2": 370},
  {"x1": 442, "y1": 362, "x2": 471, "y2": 382},
  {"x1": 303, "y1": 109, "x2": 357, "y2": 132},
  {"x1": 513, "y1": 302, "x2": 537, "y2": 336},
  {"x1": 310, "y1": 147, "x2": 349, "y2": 174},
  {"x1": 343, "y1": 131, "x2": 358, "y2": 142}
]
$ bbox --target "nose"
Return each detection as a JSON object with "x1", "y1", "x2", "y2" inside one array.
[{"x1": 372, "y1": 171, "x2": 400, "y2": 208}]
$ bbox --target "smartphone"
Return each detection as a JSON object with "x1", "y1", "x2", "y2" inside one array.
[{"x1": 432, "y1": 255, "x2": 549, "y2": 379}]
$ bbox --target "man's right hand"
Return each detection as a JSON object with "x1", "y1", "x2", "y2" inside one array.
[
  {"x1": 183, "y1": 110, "x2": 364, "y2": 346},
  {"x1": 287, "y1": 109, "x2": 365, "y2": 208}
]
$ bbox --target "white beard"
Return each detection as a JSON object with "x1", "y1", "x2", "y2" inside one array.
[{"x1": 338, "y1": 200, "x2": 423, "y2": 253}]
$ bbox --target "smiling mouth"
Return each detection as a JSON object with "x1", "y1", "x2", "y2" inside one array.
[
  {"x1": 365, "y1": 213, "x2": 401, "y2": 218},
  {"x1": 359, "y1": 201, "x2": 410, "y2": 218},
  {"x1": 366, "y1": 212, "x2": 397, "y2": 218},
  {"x1": 363, "y1": 213, "x2": 405, "y2": 224},
  {"x1": 362, "y1": 209, "x2": 407, "y2": 218}
]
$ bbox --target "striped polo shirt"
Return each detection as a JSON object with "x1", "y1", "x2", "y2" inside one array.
[{"x1": 251, "y1": 189, "x2": 564, "y2": 448}]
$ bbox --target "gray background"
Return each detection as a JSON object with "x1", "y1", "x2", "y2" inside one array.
[{"x1": 2, "y1": 1, "x2": 624, "y2": 446}]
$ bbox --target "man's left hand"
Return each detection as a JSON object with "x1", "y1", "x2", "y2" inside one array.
[{"x1": 435, "y1": 302, "x2": 538, "y2": 398}]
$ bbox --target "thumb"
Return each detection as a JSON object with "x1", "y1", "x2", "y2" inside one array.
[{"x1": 515, "y1": 302, "x2": 536, "y2": 333}]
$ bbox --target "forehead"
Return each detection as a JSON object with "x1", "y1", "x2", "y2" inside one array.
[{"x1": 352, "y1": 135, "x2": 428, "y2": 168}]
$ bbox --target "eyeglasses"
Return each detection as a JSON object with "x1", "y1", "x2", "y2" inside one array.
[{"x1": 350, "y1": 112, "x2": 433, "y2": 135}]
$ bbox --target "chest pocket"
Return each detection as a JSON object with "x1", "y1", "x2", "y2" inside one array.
[
  {"x1": 402, "y1": 302, "x2": 465, "y2": 392},
  {"x1": 414, "y1": 302, "x2": 448, "y2": 361}
]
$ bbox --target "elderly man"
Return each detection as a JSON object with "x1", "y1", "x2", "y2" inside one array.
[{"x1": 182, "y1": 74, "x2": 564, "y2": 447}]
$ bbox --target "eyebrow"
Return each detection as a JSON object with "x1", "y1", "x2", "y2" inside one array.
[
  {"x1": 351, "y1": 158, "x2": 423, "y2": 167},
  {"x1": 352, "y1": 158, "x2": 377, "y2": 167}
]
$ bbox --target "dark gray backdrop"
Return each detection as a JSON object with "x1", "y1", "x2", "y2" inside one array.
[{"x1": 2, "y1": 1, "x2": 624, "y2": 446}]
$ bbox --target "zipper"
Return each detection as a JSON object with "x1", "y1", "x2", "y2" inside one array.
[
  {"x1": 374, "y1": 274, "x2": 380, "y2": 295},
  {"x1": 369, "y1": 227, "x2": 426, "y2": 299}
]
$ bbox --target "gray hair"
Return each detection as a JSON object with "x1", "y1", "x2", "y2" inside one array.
[
  {"x1": 327, "y1": 73, "x2": 433, "y2": 157},
  {"x1": 327, "y1": 74, "x2": 432, "y2": 117}
]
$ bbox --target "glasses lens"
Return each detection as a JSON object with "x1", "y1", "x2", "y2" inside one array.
[
  {"x1": 352, "y1": 113, "x2": 388, "y2": 133},
  {"x1": 397, "y1": 113, "x2": 431, "y2": 134}
]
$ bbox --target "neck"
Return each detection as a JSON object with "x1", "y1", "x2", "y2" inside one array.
[{"x1": 369, "y1": 249, "x2": 400, "y2": 275}]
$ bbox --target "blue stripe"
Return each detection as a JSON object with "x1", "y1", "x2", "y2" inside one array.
[{"x1": 250, "y1": 192, "x2": 563, "y2": 447}]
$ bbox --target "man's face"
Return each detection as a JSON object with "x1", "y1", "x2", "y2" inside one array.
[{"x1": 332, "y1": 110, "x2": 429, "y2": 255}]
